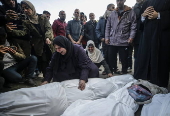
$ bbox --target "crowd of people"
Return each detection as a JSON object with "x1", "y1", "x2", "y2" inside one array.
[{"x1": 0, "y1": 0, "x2": 170, "y2": 91}]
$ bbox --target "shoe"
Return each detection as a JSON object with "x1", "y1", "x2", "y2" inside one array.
[
  {"x1": 113, "y1": 70, "x2": 121, "y2": 75},
  {"x1": 102, "y1": 71, "x2": 107, "y2": 75},
  {"x1": 127, "y1": 67, "x2": 132, "y2": 72},
  {"x1": 120, "y1": 71, "x2": 128, "y2": 75},
  {"x1": 25, "y1": 78, "x2": 37, "y2": 86}
]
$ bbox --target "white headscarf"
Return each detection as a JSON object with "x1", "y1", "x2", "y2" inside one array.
[{"x1": 86, "y1": 40, "x2": 104, "y2": 63}]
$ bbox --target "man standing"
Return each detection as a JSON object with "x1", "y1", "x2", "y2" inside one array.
[
  {"x1": 52, "y1": 10, "x2": 67, "y2": 38},
  {"x1": 134, "y1": 0, "x2": 170, "y2": 87},
  {"x1": 66, "y1": 9, "x2": 84, "y2": 44},
  {"x1": 133, "y1": 0, "x2": 145, "y2": 72},
  {"x1": 96, "y1": 4, "x2": 115, "y2": 75},
  {"x1": 105, "y1": 0, "x2": 137, "y2": 74},
  {"x1": 84, "y1": 13, "x2": 98, "y2": 48}
]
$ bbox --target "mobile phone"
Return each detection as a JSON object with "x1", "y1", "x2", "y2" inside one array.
[{"x1": 9, "y1": 46, "x2": 17, "y2": 51}]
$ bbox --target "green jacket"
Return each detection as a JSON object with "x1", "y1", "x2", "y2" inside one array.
[{"x1": 10, "y1": 14, "x2": 54, "y2": 56}]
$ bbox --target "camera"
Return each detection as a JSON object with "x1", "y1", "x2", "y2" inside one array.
[{"x1": 17, "y1": 13, "x2": 27, "y2": 20}]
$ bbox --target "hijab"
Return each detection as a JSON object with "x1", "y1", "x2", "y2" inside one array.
[
  {"x1": 86, "y1": 40, "x2": 104, "y2": 63},
  {"x1": 21, "y1": 0, "x2": 38, "y2": 24},
  {"x1": 53, "y1": 36, "x2": 75, "y2": 73}
]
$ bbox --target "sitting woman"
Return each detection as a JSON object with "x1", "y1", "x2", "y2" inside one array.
[
  {"x1": 41, "y1": 36, "x2": 99, "y2": 90},
  {"x1": 86, "y1": 40, "x2": 113, "y2": 77}
]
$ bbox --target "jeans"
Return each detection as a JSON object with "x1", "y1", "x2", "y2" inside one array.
[{"x1": 2, "y1": 56, "x2": 37, "y2": 83}]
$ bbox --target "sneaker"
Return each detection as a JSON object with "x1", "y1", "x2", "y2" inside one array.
[{"x1": 127, "y1": 67, "x2": 132, "y2": 72}]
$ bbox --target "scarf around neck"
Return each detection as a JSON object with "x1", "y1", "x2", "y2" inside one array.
[{"x1": 86, "y1": 40, "x2": 104, "y2": 63}]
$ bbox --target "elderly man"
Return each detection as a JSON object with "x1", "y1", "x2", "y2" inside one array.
[{"x1": 66, "y1": 9, "x2": 84, "y2": 45}]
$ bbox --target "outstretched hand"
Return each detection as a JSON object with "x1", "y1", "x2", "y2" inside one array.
[{"x1": 78, "y1": 80, "x2": 86, "y2": 91}]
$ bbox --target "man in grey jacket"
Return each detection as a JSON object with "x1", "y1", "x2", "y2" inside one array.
[
  {"x1": 105, "y1": 0, "x2": 137, "y2": 74},
  {"x1": 66, "y1": 9, "x2": 84, "y2": 45}
]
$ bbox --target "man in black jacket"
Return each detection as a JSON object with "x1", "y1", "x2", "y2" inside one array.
[
  {"x1": 84, "y1": 13, "x2": 99, "y2": 48},
  {"x1": 95, "y1": 4, "x2": 115, "y2": 74},
  {"x1": 133, "y1": 0, "x2": 145, "y2": 72}
]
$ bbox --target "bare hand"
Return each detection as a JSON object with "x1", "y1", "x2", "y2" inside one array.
[
  {"x1": 142, "y1": 6, "x2": 154, "y2": 17},
  {"x1": 46, "y1": 38, "x2": 51, "y2": 44},
  {"x1": 148, "y1": 10, "x2": 158, "y2": 19},
  {"x1": 76, "y1": 41, "x2": 81, "y2": 45},
  {"x1": 8, "y1": 47, "x2": 16, "y2": 54},
  {"x1": 41, "y1": 81, "x2": 48, "y2": 85},
  {"x1": 108, "y1": 73, "x2": 113, "y2": 77},
  {"x1": 101, "y1": 38, "x2": 105, "y2": 42},
  {"x1": 6, "y1": 10, "x2": 18, "y2": 20},
  {"x1": 105, "y1": 39, "x2": 110, "y2": 44},
  {"x1": 78, "y1": 80, "x2": 86, "y2": 91},
  {"x1": 72, "y1": 40, "x2": 77, "y2": 44},
  {"x1": 0, "y1": 46, "x2": 8, "y2": 54},
  {"x1": 128, "y1": 38, "x2": 133, "y2": 44},
  {"x1": 6, "y1": 22, "x2": 17, "y2": 31}
]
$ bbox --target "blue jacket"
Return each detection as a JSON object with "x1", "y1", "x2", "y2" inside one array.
[{"x1": 95, "y1": 17, "x2": 106, "y2": 41}]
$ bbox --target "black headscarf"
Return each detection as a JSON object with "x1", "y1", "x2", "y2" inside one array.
[{"x1": 53, "y1": 36, "x2": 75, "y2": 73}]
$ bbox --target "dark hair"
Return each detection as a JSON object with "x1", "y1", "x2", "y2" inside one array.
[
  {"x1": 107, "y1": 3, "x2": 114, "y2": 10},
  {"x1": 80, "y1": 12, "x2": 84, "y2": 16},
  {"x1": 59, "y1": 10, "x2": 65, "y2": 15},
  {"x1": 43, "y1": 10, "x2": 51, "y2": 15}
]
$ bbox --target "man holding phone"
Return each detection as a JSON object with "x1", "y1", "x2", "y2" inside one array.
[
  {"x1": 0, "y1": 0, "x2": 31, "y2": 57},
  {"x1": 0, "y1": 27, "x2": 37, "y2": 87}
]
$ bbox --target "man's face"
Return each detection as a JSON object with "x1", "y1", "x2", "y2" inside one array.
[
  {"x1": 5, "y1": 0, "x2": 15, "y2": 8},
  {"x1": 45, "y1": 14, "x2": 51, "y2": 20},
  {"x1": 108, "y1": 5, "x2": 115, "y2": 11},
  {"x1": 116, "y1": 0, "x2": 125, "y2": 8},
  {"x1": 59, "y1": 11, "x2": 66, "y2": 21},
  {"x1": 89, "y1": 13, "x2": 95, "y2": 21},
  {"x1": 80, "y1": 14, "x2": 85, "y2": 22},
  {"x1": 74, "y1": 9, "x2": 80, "y2": 19}
]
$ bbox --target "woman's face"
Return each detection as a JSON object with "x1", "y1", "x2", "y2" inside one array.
[
  {"x1": 22, "y1": 4, "x2": 33, "y2": 16},
  {"x1": 54, "y1": 44, "x2": 67, "y2": 55},
  {"x1": 88, "y1": 46, "x2": 94, "y2": 53}
]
